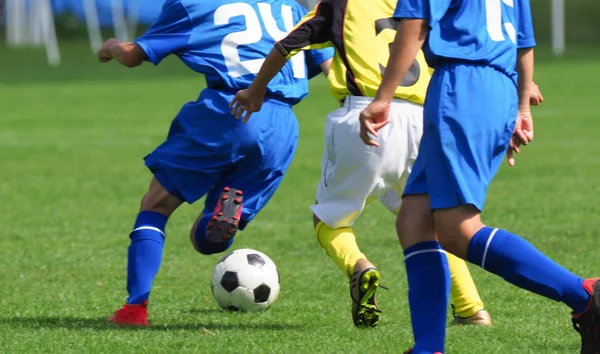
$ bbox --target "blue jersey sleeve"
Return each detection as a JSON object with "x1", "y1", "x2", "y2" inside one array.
[
  {"x1": 305, "y1": 48, "x2": 334, "y2": 79},
  {"x1": 517, "y1": 0, "x2": 536, "y2": 48},
  {"x1": 134, "y1": 0, "x2": 193, "y2": 65},
  {"x1": 393, "y1": 0, "x2": 452, "y2": 26}
]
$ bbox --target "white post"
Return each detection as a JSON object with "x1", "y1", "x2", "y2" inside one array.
[
  {"x1": 111, "y1": 0, "x2": 129, "y2": 41},
  {"x1": 6, "y1": 0, "x2": 28, "y2": 46},
  {"x1": 127, "y1": 0, "x2": 142, "y2": 39},
  {"x1": 39, "y1": 0, "x2": 61, "y2": 66},
  {"x1": 551, "y1": 0, "x2": 565, "y2": 56},
  {"x1": 83, "y1": 0, "x2": 103, "y2": 53},
  {"x1": 29, "y1": 0, "x2": 44, "y2": 45}
]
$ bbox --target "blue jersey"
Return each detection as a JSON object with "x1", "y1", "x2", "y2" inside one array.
[
  {"x1": 394, "y1": 0, "x2": 535, "y2": 82},
  {"x1": 135, "y1": 0, "x2": 334, "y2": 105}
]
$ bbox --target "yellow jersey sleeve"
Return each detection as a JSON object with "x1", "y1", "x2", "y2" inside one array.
[{"x1": 275, "y1": 1, "x2": 335, "y2": 59}]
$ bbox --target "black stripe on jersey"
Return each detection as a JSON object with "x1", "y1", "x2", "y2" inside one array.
[
  {"x1": 276, "y1": 1, "x2": 332, "y2": 57},
  {"x1": 329, "y1": 0, "x2": 362, "y2": 96},
  {"x1": 277, "y1": 0, "x2": 362, "y2": 97}
]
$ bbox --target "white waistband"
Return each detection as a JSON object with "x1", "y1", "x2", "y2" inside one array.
[{"x1": 343, "y1": 96, "x2": 422, "y2": 109}]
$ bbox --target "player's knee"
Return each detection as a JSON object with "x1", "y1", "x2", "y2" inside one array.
[
  {"x1": 433, "y1": 205, "x2": 484, "y2": 257},
  {"x1": 190, "y1": 214, "x2": 234, "y2": 255},
  {"x1": 140, "y1": 178, "x2": 182, "y2": 216},
  {"x1": 396, "y1": 196, "x2": 435, "y2": 249}
]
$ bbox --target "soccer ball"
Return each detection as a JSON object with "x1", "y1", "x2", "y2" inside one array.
[{"x1": 211, "y1": 248, "x2": 280, "y2": 312}]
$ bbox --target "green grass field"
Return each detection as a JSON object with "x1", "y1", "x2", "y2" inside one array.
[{"x1": 1, "y1": 43, "x2": 600, "y2": 353}]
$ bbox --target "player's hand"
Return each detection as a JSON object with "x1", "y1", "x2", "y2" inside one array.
[
  {"x1": 98, "y1": 38, "x2": 119, "y2": 63},
  {"x1": 229, "y1": 88, "x2": 266, "y2": 123},
  {"x1": 506, "y1": 110, "x2": 534, "y2": 167},
  {"x1": 530, "y1": 82, "x2": 544, "y2": 106},
  {"x1": 359, "y1": 99, "x2": 391, "y2": 147}
]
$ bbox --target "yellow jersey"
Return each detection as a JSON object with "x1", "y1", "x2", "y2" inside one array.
[{"x1": 275, "y1": 0, "x2": 431, "y2": 105}]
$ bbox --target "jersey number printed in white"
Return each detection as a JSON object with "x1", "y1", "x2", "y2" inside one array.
[
  {"x1": 485, "y1": 0, "x2": 516, "y2": 44},
  {"x1": 214, "y1": 3, "x2": 306, "y2": 79}
]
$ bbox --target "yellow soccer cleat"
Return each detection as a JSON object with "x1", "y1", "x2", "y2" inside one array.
[{"x1": 350, "y1": 259, "x2": 382, "y2": 328}]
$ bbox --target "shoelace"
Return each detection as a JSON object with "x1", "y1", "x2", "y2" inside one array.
[
  {"x1": 573, "y1": 318, "x2": 582, "y2": 333},
  {"x1": 451, "y1": 304, "x2": 458, "y2": 319}
]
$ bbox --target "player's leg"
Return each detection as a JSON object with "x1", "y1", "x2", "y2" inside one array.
[
  {"x1": 385, "y1": 109, "x2": 490, "y2": 327},
  {"x1": 312, "y1": 100, "x2": 388, "y2": 327},
  {"x1": 407, "y1": 64, "x2": 598, "y2": 352},
  {"x1": 314, "y1": 97, "x2": 425, "y2": 327},
  {"x1": 431, "y1": 66, "x2": 594, "y2": 327},
  {"x1": 311, "y1": 106, "x2": 370, "y2": 280},
  {"x1": 313, "y1": 208, "x2": 366, "y2": 279},
  {"x1": 190, "y1": 99, "x2": 299, "y2": 256},
  {"x1": 396, "y1": 161, "x2": 449, "y2": 353},
  {"x1": 397, "y1": 65, "x2": 509, "y2": 352},
  {"x1": 109, "y1": 177, "x2": 183, "y2": 326},
  {"x1": 434, "y1": 205, "x2": 599, "y2": 352},
  {"x1": 110, "y1": 91, "x2": 235, "y2": 326},
  {"x1": 381, "y1": 182, "x2": 490, "y2": 326}
]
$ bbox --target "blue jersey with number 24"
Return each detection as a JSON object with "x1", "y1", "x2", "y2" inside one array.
[
  {"x1": 394, "y1": 0, "x2": 536, "y2": 83},
  {"x1": 135, "y1": 0, "x2": 333, "y2": 105}
]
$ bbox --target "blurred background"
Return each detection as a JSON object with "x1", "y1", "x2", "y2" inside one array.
[{"x1": 1, "y1": 0, "x2": 598, "y2": 67}]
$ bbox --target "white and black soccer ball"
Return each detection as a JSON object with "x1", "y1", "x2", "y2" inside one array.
[{"x1": 211, "y1": 248, "x2": 280, "y2": 312}]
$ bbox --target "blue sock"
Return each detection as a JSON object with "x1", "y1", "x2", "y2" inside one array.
[
  {"x1": 126, "y1": 211, "x2": 168, "y2": 304},
  {"x1": 404, "y1": 241, "x2": 450, "y2": 354},
  {"x1": 193, "y1": 213, "x2": 234, "y2": 255},
  {"x1": 467, "y1": 226, "x2": 589, "y2": 313}
]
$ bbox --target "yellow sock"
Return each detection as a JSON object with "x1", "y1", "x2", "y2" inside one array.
[
  {"x1": 315, "y1": 222, "x2": 366, "y2": 278},
  {"x1": 447, "y1": 252, "x2": 485, "y2": 318}
]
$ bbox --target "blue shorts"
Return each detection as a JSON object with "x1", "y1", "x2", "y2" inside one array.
[
  {"x1": 403, "y1": 63, "x2": 518, "y2": 211},
  {"x1": 145, "y1": 88, "x2": 298, "y2": 229}
]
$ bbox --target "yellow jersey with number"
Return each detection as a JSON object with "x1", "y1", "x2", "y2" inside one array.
[{"x1": 275, "y1": 0, "x2": 431, "y2": 104}]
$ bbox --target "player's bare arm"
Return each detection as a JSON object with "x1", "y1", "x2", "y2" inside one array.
[
  {"x1": 231, "y1": 2, "x2": 333, "y2": 122},
  {"x1": 507, "y1": 48, "x2": 536, "y2": 166},
  {"x1": 320, "y1": 57, "x2": 332, "y2": 78},
  {"x1": 230, "y1": 48, "x2": 289, "y2": 122},
  {"x1": 359, "y1": 19, "x2": 429, "y2": 147},
  {"x1": 97, "y1": 38, "x2": 146, "y2": 68}
]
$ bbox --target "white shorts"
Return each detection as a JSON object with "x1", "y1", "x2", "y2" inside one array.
[{"x1": 311, "y1": 96, "x2": 423, "y2": 229}]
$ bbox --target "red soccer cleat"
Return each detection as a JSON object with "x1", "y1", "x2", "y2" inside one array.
[
  {"x1": 108, "y1": 300, "x2": 149, "y2": 327},
  {"x1": 206, "y1": 187, "x2": 243, "y2": 244}
]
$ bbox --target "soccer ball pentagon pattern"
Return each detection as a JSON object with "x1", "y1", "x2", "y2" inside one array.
[{"x1": 211, "y1": 248, "x2": 280, "y2": 312}]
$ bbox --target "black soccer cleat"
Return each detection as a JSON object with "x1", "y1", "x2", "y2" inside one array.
[
  {"x1": 572, "y1": 278, "x2": 600, "y2": 354},
  {"x1": 206, "y1": 187, "x2": 243, "y2": 245}
]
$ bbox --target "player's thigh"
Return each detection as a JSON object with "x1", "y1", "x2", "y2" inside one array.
[
  {"x1": 140, "y1": 177, "x2": 183, "y2": 215},
  {"x1": 421, "y1": 64, "x2": 517, "y2": 212},
  {"x1": 379, "y1": 102, "x2": 424, "y2": 214},
  {"x1": 144, "y1": 89, "x2": 244, "y2": 204},
  {"x1": 202, "y1": 102, "x2": 299, "y2": 229},
  {"x1": 312, "y1": 106, "x2": 404, "y2": 228},
  {"x1": 396, "y1": 194, "x2": 436, "y2": 249},
  {"x1": 379, "y1": 171, "x2": 409, "y2": 216}
]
